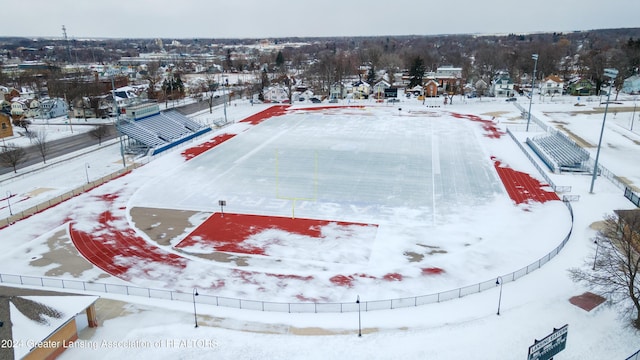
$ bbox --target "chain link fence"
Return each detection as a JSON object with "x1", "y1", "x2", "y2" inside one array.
[
  {"x1": 0, "y1": 104, "x2": 580, "y2": 312},
  {"x1": 0, "y1": 200, "x2": 574, "y2": 313},
  {"x1": 511, "y1": 102, "x2": 640, "y2": 205}
]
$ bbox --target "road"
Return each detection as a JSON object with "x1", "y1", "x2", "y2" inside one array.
[
  {"x1": 0, "y1": 124, "x2": 118, "y2": 175},
  {"x1": 0, "y1": 95, "x2": 231, "y2": 176}
]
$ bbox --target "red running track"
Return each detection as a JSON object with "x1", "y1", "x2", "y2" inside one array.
[
  {"x1": 492, "y1": 157, "x2": 559, "y2": 204},
  {"x1": 67, "y1": 107, "x2": 557, "y2": 287},
  {"x1": 69, "y1": 193, "x2": 187, "y2": 279}
]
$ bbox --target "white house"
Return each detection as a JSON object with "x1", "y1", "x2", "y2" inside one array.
[
  {"x1": 490, "y1": 72, "x2": 515, "y2": 97},
  {"x1": 435, "y1": 66, "x2": 462, "y2": 81},
  {"x1": 540, "y1": 75, "x2": 564, "y2": 95},
  {"x1": 26, "y1": 98, "x2": 40, "y2": 118},
  {"x1": 622, "y1": 74, "x2": 640, "y2": 94},
  {"x1": 10, "y1": 98, "x2": 29, "y2": 117},
  {"x1": 329, "y1": 82, "x2": 346, "y2": 100},
  {"x1": 0, "y1": 85, "x2": 9, "y2": 101},
  {"x1": 372, "y1": 80, "x2": 391, "y2": 98},
  {"x1": 263, "y1": 85, "x2": 289, "y2": 102}
]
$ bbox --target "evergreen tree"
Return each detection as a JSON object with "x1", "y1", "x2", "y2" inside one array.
[
  {"x1": 408, "y1": 56, "x2": 426, "y2": 88},
  {"x1": 275, "y1": 51, "x2": 285, "y2": 71},
  {"x1": 366, "y1": 66, "x2": 376, "y2": 85},
  {"x1": 261, "y1": 69, "x2": 270, "y2": 89}
]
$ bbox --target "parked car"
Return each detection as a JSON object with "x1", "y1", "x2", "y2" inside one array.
[
  {"x1": 388, "y1": 98, "x2": 400, "y2": 103},
  {"x1": 505, "y1": 97, "x2": 518, "y2": 102},
  {"x1": 310, "y1": 97, "x2": 322, "y2": 103}
]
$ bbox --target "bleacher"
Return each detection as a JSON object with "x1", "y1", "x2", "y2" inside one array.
[
  {"x1": 161, "y1": 110, "x2": 204, "y2": 132},
  {"x1": 117, "y1": 121, "x2": 166, "y2": 147},
  {"x1": 527, "y1": 132, "x2": 590, "y2": 173},
  {"x1": 116, "y1": 109, "x2": 210, "y2": 155}
]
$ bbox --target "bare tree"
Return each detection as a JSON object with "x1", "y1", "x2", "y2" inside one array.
[
  {"x1": 33, "y1": 129, "x2": 49, "y2": 163},
  {"x1": 143, "y1": 61, "x2": 163, "y2": 100},
  {"x1": 89, "y1": 124, "x2": 111, "y2": 146},
  {"x1": 0, "y1": 143, "x2": 28, "y2": 173},
  {"x1": 12, "y1": 118, "x2": 30, "y2": 135},
  {"x1": 569, "y1": 211, "x2": 640, "y2": 328}
]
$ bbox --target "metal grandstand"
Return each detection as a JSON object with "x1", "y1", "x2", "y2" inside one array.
[
  {"x1": 526, "y1": 132, "x2": 590, "y2": 173},
  {"x1": 115, "y1": 102, "x2": 211, "y2": 155}
]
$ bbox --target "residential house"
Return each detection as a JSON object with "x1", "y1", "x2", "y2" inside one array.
[
  {"x1": 566, "y1": 78, "x2": 596, "y2": 96},
  {"x1": 435, "y1": 65, "x2": 464, "y2": 94},
  {"x1": 10, "y1": 98, "x2": 29, "y2": 118},
  {"x1": 351, "y1": 80, "x2": 371, "y2": 99},
  {"x1": 540, "y1": 75, "x2": 564, "y2": 95},
  {"x1": 475, "y1": 79, "x2": 489, "y2": 97},
  {"x1": 329, "y1": 82, "x2": 346, "y2": 100},
  {"x1": 2, "y1": 87, "x2": 20, "y2": 102},
  {"x1": 622, "y1": 74, "x2": 640, "y2": 95},
  {"x1": 17, "y1": 86, "x2": 36, "y2": 99},
  {"x1": 39, "y1": 98, "x2": 69, "y2": 119},
  {"x1": 490, "y1": 72, "x2": 515, "y2": 97},
  {"x1": 0, "y1": 99, "x2": 10, "y2": 113},
  {"x1": 292, "y1": 89, "x2": 315, "y2": 102},
  {"x1": 72, "y1": 97, "x2": 97, "y2": 119},
  {"x1": 0, "y1": 112, "x2": 13, "y2": 140},
  {"x1": 372, "y1": 80, "x2": 391, "y2": 98},
  {"x1": 263, "y1": 85, "x2": 289, "y2": 103},
  {"x1": 0, "y1": 86, "x2": 8, "y2": 101},
  {"x1": 408, "y1": 85, "x2": 424, "y2": 96},
  {"x1": 424, "y1": 80, "x2": 439, "y2": 97},
  {"x1": 113, "y1": 86, "x2": 140, "y2": 109},
  {"x1": 26, "y1": 98, "x2": 40, "y2": 118}
]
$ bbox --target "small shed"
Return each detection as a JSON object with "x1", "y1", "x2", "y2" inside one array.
[{"x1": 0, "y1": 286, "x2": 99, "y2": 360}]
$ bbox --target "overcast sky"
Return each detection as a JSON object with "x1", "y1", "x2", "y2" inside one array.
[{"x1": 3, "y1": 0, "x2": 639, "y2": 39}]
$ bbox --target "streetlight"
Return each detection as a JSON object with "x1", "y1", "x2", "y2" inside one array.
[
  {"x1": 593, "y1": 240, "x2": 600, "y2": 270},
  {"x1": 110, "y1": 73, "x2": 126, "y2": 169},
  {"x1": 631, "y1": 97, "x2": 637, "y2": 131},
  {"x1": 6, "y1": 191, "x2": 12, "y2": 216},
  {"x1": 193, "y1": 288, "x2": 199, "y2": 328},
  {"x1": 589, "y1": 68, "x2": 619, "y2": 193},
  {"x1": 526, "y1": 54, "x2": 539, "y2": 132},
  {"x1": 84, "y1": 163, "x2": 90, "y2": 184},
  {"x1": 496, "y1": 276, "x2": 503, "y2": 315},
  {"x1": 356, "y1": 295, "x2": 362, "y2": 337}
]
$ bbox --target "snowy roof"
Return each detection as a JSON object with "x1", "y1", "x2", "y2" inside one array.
[
  {"x1": 543, "y1": 75, "x2": 564, "y2": 83},
  {"x1": 0, "y1": 287, "x2": 98, "y2": 359}
]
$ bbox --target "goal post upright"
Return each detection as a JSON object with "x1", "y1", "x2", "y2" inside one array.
[{"x1": 275, "y1": 149, "x2": 318, "y2": 219}]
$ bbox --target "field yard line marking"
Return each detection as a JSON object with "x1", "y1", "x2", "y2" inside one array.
[
  {"x1": 234, "y1": 128, "x2": 289, "y2": 165},
  {"x1": 431, "y1": 121, "x2": 438, "y2": 225}
]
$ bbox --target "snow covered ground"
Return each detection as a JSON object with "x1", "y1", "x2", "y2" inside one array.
[{"x1": 1, "y1": 95, "x2": 640, "y2": 359}]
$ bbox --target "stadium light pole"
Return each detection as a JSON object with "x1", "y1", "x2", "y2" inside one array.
[
  {"x1": 356, "y1": 295, "x2": 362, "y2": 337},
  {"x1": 193, "y1": 288, "x2": 199, "y2": 328},
  {"x1": 631, "y1": 97, "x2": 637, "y2": 131},
  {"x1": 589, "y1": 68, "x2": 619, "y2": 194},
  {"x1": 496, "y1": 276, "x2": 503, "y2": 315},
  {"x1": 525, "y1": 54, "x2": 539, "y2": 132},
  {"x1": 111, "y1": 73, "x2": 126, "y2": 169},
  {"x1": 6, "y1": 191, "x2": 12, "y2": 216}
]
